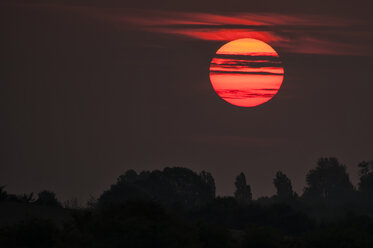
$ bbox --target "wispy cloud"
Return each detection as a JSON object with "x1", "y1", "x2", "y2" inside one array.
[
  {"x1": 4, "y1": 2, "x2": 372, "y2": 56},
  {"x1": 101, "y1": 10, "x2": 372, "y2": 56}
]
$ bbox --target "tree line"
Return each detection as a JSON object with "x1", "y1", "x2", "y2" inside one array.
[
  {"x1": 1, "y1": 157, "x2": 373, "y2": 247},
  {"x1": 2, "y1": 157, "x2": 373, "y2": 214}
]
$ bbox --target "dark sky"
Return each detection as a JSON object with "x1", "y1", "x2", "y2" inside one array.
[{"x1": 1, "y1": 0, "x2": 373, "y2": 202}]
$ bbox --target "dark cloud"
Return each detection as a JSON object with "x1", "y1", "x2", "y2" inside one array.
[
  {"x1": 214, "y1": 54, "x2": 282, "y2": 60},
  {"x1": 210, "y1": 71, "x2": 283, "y2": 75},
  {"x1": 216, "y1": 89, "x2": 276, "y2": 99},
  {"x1": 210, "y1": 60, "x2": 282, "y2": 69}
]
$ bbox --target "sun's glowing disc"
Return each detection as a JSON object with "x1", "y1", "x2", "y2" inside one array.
[{"x1": 209, "y1": 38, "x2": 284, "y2": 107}]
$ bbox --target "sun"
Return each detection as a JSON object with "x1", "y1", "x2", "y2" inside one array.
[{"x1": 209, "y1": 38, "x2": 284, "y2": 107}]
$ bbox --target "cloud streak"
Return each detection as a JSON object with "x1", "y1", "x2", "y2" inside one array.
[
  {"x1": 4, "y1": 2, "x2": 372, "y2": 56},
  {"x1": 104, "y1": 10, "x2": 372, "y2": 56}
]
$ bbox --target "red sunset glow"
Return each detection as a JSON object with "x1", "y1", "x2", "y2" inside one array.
[{"x1": 209, "y1": 38, "x2": 284, "y2": 107}]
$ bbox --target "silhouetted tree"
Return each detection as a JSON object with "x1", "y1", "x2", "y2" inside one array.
[
  {"x1": 357, "y1": 160, "x2": 373, "y2": 211},
  {"x1": 117, "y1": 169, "x2": 138, "y2": 184},
  {"x1": 273, "y1": 171, "x2": 294, "y2": 201},
  {"x1": 64, "y1": 197, "x2": 81, "y2": 209},
  {"x1": 20, "y1": 193, "x2": 35, "y2": 204},
  {"x1": 358, "y1": 160, "x2": 373, "y2": 194},
  {"x1": 86, "y1": 195, "x2": 97, "y2": 210},
  {"x1": 98, "y1": 167, "x2": 216, "y2": 209},
  {"x1": 234, "y1": 172, "x2": 252, "y2": 204},
  {"x1": 98, "y1": 178, "x2": 146, "y2": 208},
  {"x1": 35, "y1": 190, "x2": 62, "y2": 207},
  {"x1": 303, "y1": 157, "x2": 354, "y2": 202},
  {"x1": 200, "y1": 170, "x2": 216, "y2": 198},
  {"x1": 0, "y1": 187, "x2": 32, "y2": 203},
  {"x1": 162, "y1": 167, "x2": 215, "y2": 206},
  {"x1": 0, "y1": 185, "x2": 8, "y2": 201},
  {"x1": 4, "y1": 159, "x2": 373, "y2": 247}
]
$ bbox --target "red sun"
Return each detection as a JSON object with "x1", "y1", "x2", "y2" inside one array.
[{"x1": 209, "y1": 38, "x2": 284, "y2": 107}]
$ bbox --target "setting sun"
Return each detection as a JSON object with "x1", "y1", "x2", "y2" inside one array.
[{"x1": 209, "y1": 38, "x2": 284, "y2": 107}]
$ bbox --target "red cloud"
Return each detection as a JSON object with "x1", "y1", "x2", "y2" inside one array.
[
  {"x1": 4, "y1": 2, "x2": 371, "y2": 56},
  {"x1": 149, "y1": 28, "x2": 284, "y2": 43},
  {"x1": 99, "y1": 10, "x2": 371, "y2": 56}
]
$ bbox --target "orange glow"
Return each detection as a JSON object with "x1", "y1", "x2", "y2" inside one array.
[
  {"x1": 216, "y1": 39, "x2": 278, "y2": 55},
  {"x1": 209, "y1": 38, "x2": 284, "y2": 107}
]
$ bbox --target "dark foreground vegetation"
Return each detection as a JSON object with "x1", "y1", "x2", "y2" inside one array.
[{"x1": 1, "y1": 157, "x2": 373, "y2": 247}]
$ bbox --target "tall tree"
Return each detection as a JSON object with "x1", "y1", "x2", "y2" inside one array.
[
  {"x1": 358, "y1": 160, "x2": 373, "y2": 194},
  {"x1": 234, "y1": 173, "x2": 252, "y2": 204},
  {"x1": 0, "y1": 185, "x2": 8, "y2": 201},
  {"x1": 273, "y1": 171, "x2": 294, "y2": 200},
  {"x1": 303, "y1": 157, "x2": 354, "y2": 202},
  {"x1": 200, "y1": 170, "x2": 216, "y2": 199}
]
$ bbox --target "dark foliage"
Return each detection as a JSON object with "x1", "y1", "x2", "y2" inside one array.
[
  {"x1": 0, "y1": 186, "x2": 8, "y2": 201},
  {"x1": 358, "y1": 161, "x2": 373, "y2": 194},
  {"x1": 2, "y1": 157, "x2": 373, "y2": 247},
  {"x1": 35, "y1": 190, "x2": 62, "y2": 207},
  {"x1": 274, "y1": 171, "x2": 295, "y2": 201},
  {"x1": 303, "y1": 157, "x2": 355, "y2": 202},
  {"x1": 234, "y1": 173, "x2": 252, "y2": 204},
  {"x1": 0, "y1": 219, "x2": 58, "y2": 248},
  {"x1": 98, "y1": 167, "x2": 216, "y2": 209}
]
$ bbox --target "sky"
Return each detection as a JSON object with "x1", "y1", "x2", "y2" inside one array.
[{"x1": 1, "y1": 0, "x2": 373, "y2": 202}]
